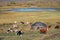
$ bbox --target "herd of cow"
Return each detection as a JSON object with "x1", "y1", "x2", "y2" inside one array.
[{"x1": 0, "y1": 21, "x2": 60, "y2": 36}]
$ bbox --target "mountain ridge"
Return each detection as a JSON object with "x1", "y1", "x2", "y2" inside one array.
[{"x1": 0, "y1": 0, "x2": 60, "y2": 2}]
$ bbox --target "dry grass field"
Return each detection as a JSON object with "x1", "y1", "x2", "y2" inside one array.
[
  {"x1": 0, "y1": 0, "x2": 60, "y2": 40},
  {"x1": 0, "y1": 11, "x2": 60, "y2": 24},
  {"x1": 0, "y1": 11, "x2": 60, "y2": 40}
]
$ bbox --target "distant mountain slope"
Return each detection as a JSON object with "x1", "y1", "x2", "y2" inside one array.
[
  {"x1": 0, "y1": 0, "x2": 60, "y2": 2},
  {"x1": 0, "y1": 0, "x2": 35, "y2": 2},
  {"x1": 0, "y1": 0, "x2": 60, "y2": 8}
]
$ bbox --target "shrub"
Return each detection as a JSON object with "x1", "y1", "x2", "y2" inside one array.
[{"x1": 10, "y1": 1, "x2": 16, "y2": 4}]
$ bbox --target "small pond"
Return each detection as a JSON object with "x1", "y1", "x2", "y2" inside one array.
[{"x1": 7, "y1": 8, "x2": 60, "y2": 12}]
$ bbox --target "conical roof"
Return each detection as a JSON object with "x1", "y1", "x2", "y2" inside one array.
[{"x1": 31, "y1": 22, "x2": 47, "y2": 27}]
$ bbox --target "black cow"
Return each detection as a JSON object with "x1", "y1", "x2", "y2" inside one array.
[
  {"x1": 55, "y1": 25, "x2": 59, "y2": 29},
  {"x1": 17, "y1": 30, "x2": 24, "y2": 36}
]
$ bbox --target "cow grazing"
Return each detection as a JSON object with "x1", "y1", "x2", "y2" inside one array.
[
  {"x1": 26, "y1": 22, "x2": 29, "y2": 25},
  {"x1": 48, "y1": 25, "x2": 51, "y2": 28},
  {"x1": 55, "y1": 25, "x2": 60, "y2": 29},
  {"x1": 7, "y1": 29, "x2": 13, "y2": 33},
  {"x1": 20, "y1": 22, "x2": 24, "y2": 24},
  {"x1": 14, "y1": 29, "x2": 18, "y2": 32},
  {"x1": 13, "y1": 24, "x2": 18, "y2": 28},
  {"x1": 17, "y1": 30, "x2": 24, "y2": 36},
  {"x1": 7, "y1": 28, "x2": 13, "y2": 33},
  {"x1": 40, "y1": 27, "x2": 48, "y2": 34}
]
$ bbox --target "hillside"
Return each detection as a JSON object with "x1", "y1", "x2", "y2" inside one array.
[
  {"x1": 0, "y1": 0, "x2": 60, "y2": 8},
  {"x1": 0, "y1": 0, "x2": 60, "y2": 2}
]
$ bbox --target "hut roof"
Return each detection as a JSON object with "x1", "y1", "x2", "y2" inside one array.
[{"x1": 31, "y1": 22, "x2": 47, "y2": 27}]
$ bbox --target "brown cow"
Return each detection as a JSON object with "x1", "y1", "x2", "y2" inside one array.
[
  {"x1": 40, "y1": 27, "x2": 48, "y2": 34},
  {"x1": 48, "y1": 25, "x2": 51, "y2": 28}
]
